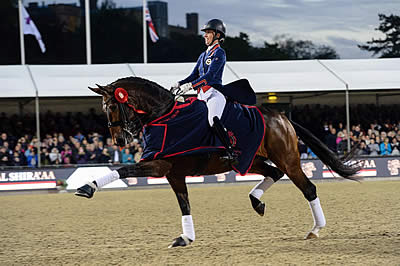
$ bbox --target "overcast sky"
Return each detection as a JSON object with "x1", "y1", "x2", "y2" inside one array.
[{"x1": 26, "y1": 0, "x2": 398, "y2": 59}]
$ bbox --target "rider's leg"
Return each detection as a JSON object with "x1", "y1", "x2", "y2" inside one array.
[{"x1": 200, "y1": 88, "x2": 238, "y2": 162}]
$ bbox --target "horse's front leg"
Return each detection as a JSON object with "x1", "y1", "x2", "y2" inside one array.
[
  {"x1": 75, "y1": 160, "x2": 172, "y2": 198},
  {"x1": 166, "y1": 175, "x2": 195, "y2": 248}
]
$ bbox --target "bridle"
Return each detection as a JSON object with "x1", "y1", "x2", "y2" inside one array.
[{"x1": 104, "y1": 87, "x2": 147, "y2": 142}]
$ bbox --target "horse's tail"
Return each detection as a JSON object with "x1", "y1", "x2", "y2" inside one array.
[{"x1": 289, "y1": 119, "x2": 361, "y2": 179}]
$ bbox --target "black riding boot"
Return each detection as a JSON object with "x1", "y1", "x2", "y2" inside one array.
[{"x1": 212, "y1": 116, "x2": 239, "y2": 165}]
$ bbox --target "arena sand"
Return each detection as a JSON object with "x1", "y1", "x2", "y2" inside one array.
[{"x1": 1, "y1": 180, "x2": 399, "y2": 265}]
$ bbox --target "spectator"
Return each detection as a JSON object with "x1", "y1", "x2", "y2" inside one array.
[
  {"x1": 40, "y1": 147, "x2": 51, "y2": 165},
  {"x1": 379, "y1": 137, "x2": 392, "y2": 155},
  {"x1": 109, "y1": 144, "x2": 121, "y2": 164},
  {"x1": 99, "y1": 148, "x2": 111, "y2": 163},
  {"x1": 324, "y1": 127, "x2": 337, "y2": 152},
  {"x1": 75, "y1": 146, "x2": 88, "y2": 164},
  {"x1": 298, "y1": 139, "x2": 308, "y2": 159},
  {"x1": 61, "y1": 144, "x2": 73, "y2": 164},
  {"x1": 134, "y1": 146, "x2": 143, "y2": 163},
  {"x1": 26, "y1": 149, "x2": 38, "y2": 168},
  {"x1": 368, "y1": 138, "x2": 380, "y2": 156},
  {"x1": 49, "y1": 147, "x2": 61, "y2": 165},
  {"x1": 122, "y1": 148, "x2": 134, "y2": 164},
  {"x1": 0, "y1": 146, "x2": 11, "y2": 166},
  {"x1": 12, "y1": 151, "x2": 23, "y2": 166},
  {"x1": 355, "y1": 141, "x2": 369, "y2": 156},
  {"x1": 86, "y1": 143, "x2": 100, "y2": 164}
]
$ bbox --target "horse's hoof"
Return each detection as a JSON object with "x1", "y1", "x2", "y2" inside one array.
[
  {"x1": 304, "y1": 231, "x2": 319, "y2": 239},
  {"x1": 75, "y1": 182, "x2": 97, "y2": 199},
  {"x1": 249, "y1": 194, "x2": 265, "y2": 216},
  {"x1": 168, "y1": 235, "x2": 192, "y2": 248}
]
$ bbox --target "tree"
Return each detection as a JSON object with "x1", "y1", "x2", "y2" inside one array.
[
  {"x1": 273, "y1": 35, "x2": 339, "y2": 59},
  {"x1": 358, "y1": 14, "x2": 400, "y2": 58}
]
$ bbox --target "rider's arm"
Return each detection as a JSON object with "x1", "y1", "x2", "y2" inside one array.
[
  {"x1": 179, "y1": 55, "x2": 201, "y2": 85},
  {"x1": 190, "y1": 49, "x2": 225, "y2": 91}
]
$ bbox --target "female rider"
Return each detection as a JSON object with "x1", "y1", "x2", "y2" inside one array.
[{"x1": 171, "y1": 19, "x2": 237, "y2": 163}]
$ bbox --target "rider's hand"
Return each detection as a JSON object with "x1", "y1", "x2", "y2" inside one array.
[
  {"x1": 170, "y1": 82, "x2": 180, "y2": 95},
  {"x1": 179, "y1": 83, "x2": 193, "y2": 94}
]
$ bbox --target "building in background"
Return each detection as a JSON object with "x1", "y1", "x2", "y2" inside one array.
[
  {"x1": 27, "y1": 2, "x2": 81, "y2": 33},
  {"x1": 186, "y1": 13, "x2": 198, "y2": 35},
  {"x1": 148, "y1": 1, "x2": 168, "y2": 38}
]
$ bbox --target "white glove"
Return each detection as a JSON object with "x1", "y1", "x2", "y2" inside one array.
[
  {"x1": 170, "y1": 82, "x2": 180, "y2": 95},
  {"x1": 179, "y1": 82, "x2": 193, "y2": 94}
]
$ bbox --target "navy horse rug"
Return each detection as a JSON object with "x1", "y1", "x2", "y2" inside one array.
[{"x1": 141, "y1": 97, "x2": 265, "y2": 175}]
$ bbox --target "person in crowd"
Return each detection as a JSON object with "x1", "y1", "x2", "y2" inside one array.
[
  {"x1": 75, "y1": 146, "x2": 88, "y2": 164},
  {"x1": 99, "y1": 148, "x2": 111, "y2": 163},
  {"x1": 298, "y1": 139, "x2": 308, "y2": 159},
  {"x1": 368, "y1": 138, "x2": 380, "y2": 156},
  {"x1": 26, "y1": 149, "x2": 38, "y2": 167},
  {"x1": 324, "y1": 127, "x2": 337, "y2": 152},
  {"x1": 49, "y1": 147, "x2": 62, "y2": 165},
  {"x1": 40, "y1": 147, "x2": 51, "y2": 165},
  {"x1": 122, "y1": 147, "x2": 134, "y2": 164},
  {"x1": 379, "y1": 137, "x2": 392, "y2": 155},
  {"x1": 134, "y1": 146, "x2": 143, "y2": 163},
  {"x1": 0, "y1": 146, "x2": 11, "y2": 166},
  {"x1": 61, "y1": 144, "x2": 73, "y2": 164},
  {"x1": 86, "y1": 143, "x2": 100, "y2": 164},
  {"x1": 109, "y1": 144, "x2": 121, "y2": 164},
  {"x1": 355, "y1": 141, "x2": 369, "y2": 156}
]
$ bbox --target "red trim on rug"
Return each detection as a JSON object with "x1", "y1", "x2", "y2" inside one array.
[
  {"x1": 151, "y1": 124, "x2": 167, "y2": 160},
  {"x1": 147, "y1": 101, "x2": 178, "y2": 126}
]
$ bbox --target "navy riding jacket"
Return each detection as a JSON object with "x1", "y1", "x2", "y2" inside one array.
[{"x1": 179, "y1": 44, "x2": 226, "y2": 92}]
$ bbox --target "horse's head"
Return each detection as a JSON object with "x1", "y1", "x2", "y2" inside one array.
[{"x1": 89, "y1": 77, "x2": 174, "y2": 147}]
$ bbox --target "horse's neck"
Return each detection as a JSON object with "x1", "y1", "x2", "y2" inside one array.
[{"x1": 142, "y1": 92, "x2": 175, "y2": 123}]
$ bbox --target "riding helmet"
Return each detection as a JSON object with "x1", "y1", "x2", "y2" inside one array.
[{"x1": 201, "y1": 19, "x2": 226, "y2": 42}]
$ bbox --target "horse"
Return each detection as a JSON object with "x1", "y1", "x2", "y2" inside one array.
[{"x1": 75, "y1": 76, "x2": 361, "y2": 248}]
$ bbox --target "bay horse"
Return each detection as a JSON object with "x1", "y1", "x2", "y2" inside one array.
[{"x1": 75, "y1": 77, "x2": 360, "y2": 248}]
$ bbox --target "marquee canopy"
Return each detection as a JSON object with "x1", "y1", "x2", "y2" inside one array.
[{"x1": 1, "y1": 58, "x2": 399, "y2": 98}]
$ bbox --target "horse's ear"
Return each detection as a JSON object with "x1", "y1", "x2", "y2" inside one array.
[{"x1": 88, "y1": 84, "x2": 109, "y2": 96}]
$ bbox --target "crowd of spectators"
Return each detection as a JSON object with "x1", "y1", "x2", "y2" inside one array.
[
  {"x1": 0, "y1": 109, "x2": 144, "y2": 167},
  {"x1": 0, "y1": 104, "x2": 399, "y2": 167},
  {"x1": 293, "y1": 104, "x2": 400, "y2": 158}
]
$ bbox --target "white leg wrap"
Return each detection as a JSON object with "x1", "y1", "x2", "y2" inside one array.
[
  {"x1": 249, "y1": 176, "x2": 275, "y2": 199},
  {"x1": 182, "y1": 215, "x2": 195, "y2": 242},
  {"x1": 309, "y1": 197, "x2": 326, "y2": 235},
  {"x1": 94, "y1": 170, "x2": 120, "y2": 188}
]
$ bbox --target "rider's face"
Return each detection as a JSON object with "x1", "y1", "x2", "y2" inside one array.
[{"x1": 204, "y1": 30, "x2": 215, "y2": 46}]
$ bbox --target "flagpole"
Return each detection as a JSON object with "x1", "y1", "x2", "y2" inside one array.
[
  {"x1": 18, "y1": 0, "x2": 25, "y2": 65},
  {"x1": 85, "y1": 0, "x2": 92, "y2": 64},
  {"x1": 143, "y1": 0, "x2": 147, "y2": 64}
]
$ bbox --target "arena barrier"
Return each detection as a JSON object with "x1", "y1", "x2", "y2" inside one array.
[{"x1": 0, "y1": 157, "x2": 399, "y2": 192}]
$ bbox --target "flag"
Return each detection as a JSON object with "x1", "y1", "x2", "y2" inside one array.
[
  {"x1": 22, "y1": 6, "x2": 46, "y2": 53},
  {"x1": 145, "y1": 7, "x2": 159, "y2": 43}
]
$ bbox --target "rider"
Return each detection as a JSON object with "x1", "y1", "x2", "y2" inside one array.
[{"x1": 171, "y1": 19, "x2": 237, "y2": 163}]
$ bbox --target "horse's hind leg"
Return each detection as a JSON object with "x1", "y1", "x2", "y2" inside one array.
[
  {"x1": 166, "y1": 175, "x2": 195, "y2": 248},
  {"x1": 272, "y1": 153, "x2": 326, "y2": 239},
  {"x1": 248, "y1": 156, "x2": 284, "y2": 216},
  {"x1": 264, "y1": 114, "x2": 326, "y2": 239}
]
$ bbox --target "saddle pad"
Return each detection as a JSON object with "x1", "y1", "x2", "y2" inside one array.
[{"x1": 141, "y1": 97, "x2": 265, "y2": 175}]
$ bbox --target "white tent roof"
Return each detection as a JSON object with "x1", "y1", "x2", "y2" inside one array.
[{"x1": 1, "y1": 58, "x2": 399, "y2": 98}]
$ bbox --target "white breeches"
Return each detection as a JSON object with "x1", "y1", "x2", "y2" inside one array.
[{"x1": 197, "y1": 87, "x2": 226, "y2": 126}]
